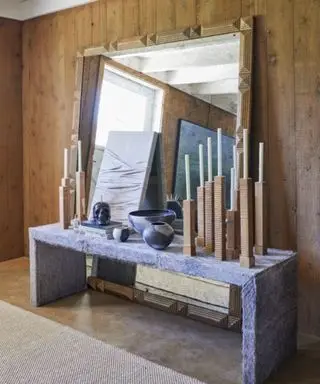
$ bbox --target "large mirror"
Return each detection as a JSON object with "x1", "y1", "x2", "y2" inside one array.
[
  {"x1": 72, "y1": 17, "x2": 252, "y2": 223},
  {"x1": 70, "y1": 17, "x2": 253, "y2": 316},
  {"x1": 69, "y1": 18, "x2": 253, "y2": 230}
]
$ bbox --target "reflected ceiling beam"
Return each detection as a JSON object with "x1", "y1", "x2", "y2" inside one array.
[
  {"x1": 151, "y1": 63, "x2": 239, "y2": 85},
  {"x1": 115, "y1": 42, "x2": 239, "y2": 73},
  {"x1": 176, "y1": 79, "x2": 238, "y2": 95}
]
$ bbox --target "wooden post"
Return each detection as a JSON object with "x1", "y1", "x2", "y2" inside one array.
[
  {"x1": 76, "y1": 171, "x2": 86, "y2": 220},
  {"x1": 59, "y1": 177, "x2": 71, "y2": 229},
  {"x1": 183, "y1": 199, "x2": 196, "y2": 256},
  {"x1": 255, "y1": 181, "x2": 267, "y2": 255},
  {"x1": 204, "y1": 181, "x2": 214, "y2": 254},
  {"x1": 226, "y1": 210, "x2": 239, "y2": 260},
  {"x1": 239, "y1": 178, "x2": 255, "y2": 268},
  {"x1": 233, "y1": 188, "x2": 241, "y2": 255},
  {"x1": 196, "y1": 186, "x2": 205, "y2": 247},
  {"x1": 214, "y1": 176, "x2": 226, "y2": 261}
]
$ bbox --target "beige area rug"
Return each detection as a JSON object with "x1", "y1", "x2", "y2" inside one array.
[{"x1": 0, "y1": 301, "x2": 205, "y2": 384}]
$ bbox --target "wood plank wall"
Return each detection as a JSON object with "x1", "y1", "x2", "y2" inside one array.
[
  {"x1": 21, "y1": 0, "x2": 320, "y2": 336},
  {"x1": 0, "y1": 19, "x2": 23, "y2": 262}
]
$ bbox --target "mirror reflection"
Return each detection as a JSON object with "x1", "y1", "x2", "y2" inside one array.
[{"x1": 88, "y1": 32, "x2": 240, "y2": 222}]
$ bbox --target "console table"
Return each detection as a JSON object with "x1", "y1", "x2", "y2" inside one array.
[{"x1": 29, "y1": 224, "x2": 297, "y2": 384}]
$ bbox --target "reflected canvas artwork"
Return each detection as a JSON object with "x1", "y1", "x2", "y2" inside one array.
[{"x1": 173, "y1": 120, "x2": 235, "y2": 208}]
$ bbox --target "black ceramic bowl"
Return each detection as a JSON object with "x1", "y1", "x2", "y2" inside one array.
[{"x1": 128, "y1": 209, "x2": 176, "y2": 235}]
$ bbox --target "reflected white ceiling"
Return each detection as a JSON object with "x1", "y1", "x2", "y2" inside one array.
[
  {"x1": 0, "y1": 0, "x2": 98, "y2": 20},
  {"x1": 111, "y1": 34, "x2": 240, "y2": 115}
]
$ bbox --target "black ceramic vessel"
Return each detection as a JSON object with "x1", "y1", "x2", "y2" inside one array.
[
  {"x1": 142, "y1": 222, "x2": 174, "y2": 250},
  {"x1": 128, "y1": 209, "x2": 176, "y2": 235}
]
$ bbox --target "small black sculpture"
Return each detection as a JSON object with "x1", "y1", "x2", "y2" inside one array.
[{"x1": 93, "y1": 202, "x2": 111, "y2": 226}]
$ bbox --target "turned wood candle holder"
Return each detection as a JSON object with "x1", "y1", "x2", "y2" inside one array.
[
  {"x1": 196, "y1": 186, "x2": 205, "y2": 247},
  {"x1": 214, "y1": 176, "x2": 226, "y2": 261},
  {"x1": 255, "y1": 181, "x2": 267, "y2": 255},
  {"x1": 204, "y1": 181, "x2": 214, "y2": 254},
  {"x1": 239, "y1": 178, "x2": 255, "y2": 268},
  {"x1": 226, "y1": 210, "x2": 240, "y2": 260},
  {"x1": 59, "y1": 177, "x2": 71, "y2": 229},
  {"x1": 183, "y1": 199, "x2": 196, "y2": 256}
]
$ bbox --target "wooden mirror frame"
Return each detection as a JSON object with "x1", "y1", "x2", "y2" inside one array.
[{"x1": 70, "y1": 17, "x2": 253, "y2": 207}]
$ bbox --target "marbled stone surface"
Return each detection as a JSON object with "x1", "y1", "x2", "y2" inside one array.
[
  {"x1": 29, "y1": 223, "x2": 297, "y2": 384},
  {"x1": 30, "y1": 224, "x2": 295, "y2": 287}
]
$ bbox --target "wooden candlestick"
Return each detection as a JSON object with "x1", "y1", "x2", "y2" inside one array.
[
  {"x1": 226, "y1": 210, "x2": 240, "y2": 260},
  {"x1": 214, "y1": 176, "x2": 226, "y2": 261},
  {"x1": 255, "y1": 181, "x2": 267, "y2": 255},
  {"x1": 59, "y1": 177, "x2": 71, "y2": 229},
  {"x1": 239, "y1": 178, "x2": 255, "y2": 268},
  {"x1": 204, "y1": 181, "x2": 214, "y2": 254},
  {"x1": 196, "y1": 186, "x2": 205, "y2": 247},
  {"x1": 76, "y1": 171, "x2": 86, "y2": 220},
  {"x1": 233, "y1": 188, "x2": 241, "y2": 253},
  {"x1": 183, "y1": 199, "x2": 196, "y2": 256}
]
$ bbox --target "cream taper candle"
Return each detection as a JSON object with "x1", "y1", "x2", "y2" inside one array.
[
  {"x1": 243, "y1": 129, "x2": 249, "y2": 179},
  {"x1": 207, "y1": 137, "x2": 212, "y2": 182},
  {"x1": 78, "y1": 140, "x2": 83, "y2": 172},
  {"x1": 199, "y1": 144, "x2": 204, "y2": 187},
  {"x1": 230, "y1": 167, "x2": 235, "y2": 210},
  {"x1": 185, "y1": 154, "x2": 191, "y2": 200},
  {"x1": 64, "y1": 148, "x2": 68, "y2": 179},
  {"x1": 259, "y1": 142, "x2": 264, "y2": 183},
  {"x1": 217, "y1": 128, "x2": 222, "y2": 176}
]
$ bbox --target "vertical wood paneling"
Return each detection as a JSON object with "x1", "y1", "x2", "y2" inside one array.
[
  {"x1": 156, "y1": 0, "x2": 176, "y2": 31},
  {"x1": 106, "y1": 0, "x2": 124, "y2": 41},
  {"x1": 139, "y1": 0, "x2": 157, "y2": 35},
  {"x1": 294, "y1": 0, "x2": 320, "y2": 336},
  {"x1": 0, "y1": 19, "x2": 23, "y2": 261},
  {"x1": 175, "y1": 0, "x2": 197, "y2": 28},
  {"x1": 123, "y1": 0, "x2": 140, "y2": 37},
  {"x1": 265, "y1": 0, "x2": 296, "y2": 250},
  {"x1": 196, "y1": 0, "x2": 241, "y2": 25},
  {"x1": 20, "y1": 0, "x2": 320, "y2": 336}
]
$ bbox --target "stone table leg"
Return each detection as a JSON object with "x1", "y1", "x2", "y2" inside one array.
[
  {"x1": 242, "y1": 258, "x2": 297, "y2": 383},
  {"x1": 30, "y1": 239, "x2": 87, "y2": 307}
]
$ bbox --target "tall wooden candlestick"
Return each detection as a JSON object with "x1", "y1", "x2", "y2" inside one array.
[
  {"x1": 204, "y1": 180, "x2": 214, "y2": 254},
  {"x1": 76, "y1": 140, "x2": 86, "y2": 221},
  {"x1": 196, "y1": 144, "x2": 205, "y2": 247},
  {"x1": 59, "y1": 148, "x2": 71, "y2": 229},
  {"x1": 255, "y1": 143, "x2": 267, "y2": 255},
  {"x1": 226, "y1": 168, "x2": 239, "y2": 260},
  {"x1": 214, "y1": 175, "x2": 226, "y2": 261},
  {"x1": 239, "y1": 178, "x2": 255, "y2": 268},
  {"x1": 183, "y1": 199, "x2": 196, "y2": 256}
]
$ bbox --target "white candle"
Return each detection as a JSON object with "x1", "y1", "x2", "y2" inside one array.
[
  {"x1": 230, "y1": 167, "x2": 235, "y2": 210},
  {"x1": 259, "y1": 142, "x2": 264, "y2": 183},
  {"x1": 207, "y1": 137, "x2": 212, "y2": 182},
  {"x1": 199, "y1": 144, "x2": 204, "y2": 187},
  {"x1": 233, "y1": 145, "x2": 238, "y2": 190},
  {"x1": 185, "y1": 154, "x2": 191, "y2": 200},
  {"x1": 64, "y1": 148, "x2": 68, "y2": 179},
  {"x1": 78, "y1": 140, "x2": 82, "y2": 172},
  {"x1": 243, "y1": 129, "x2": 249, "y2": 179},
  {"x1": 217, "y1": 128, "x2": 222, "y2": 176}
]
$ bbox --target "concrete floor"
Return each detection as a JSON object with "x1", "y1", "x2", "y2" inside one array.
[{"x1": 0, "y1": 258, "x2": 319, "y2": 384}]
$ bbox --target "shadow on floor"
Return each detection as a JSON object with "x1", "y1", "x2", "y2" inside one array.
[{"x1": 268, "y1": 339, "x2": 320, "y2": 383}]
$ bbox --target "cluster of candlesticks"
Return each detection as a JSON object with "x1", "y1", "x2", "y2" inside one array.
[
  {"x1": 183, "y1": 128, "x2": 267, "y2": 269},
  {"x1": 59, "y1": 141, "x2": 87, "y2": 229}
]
